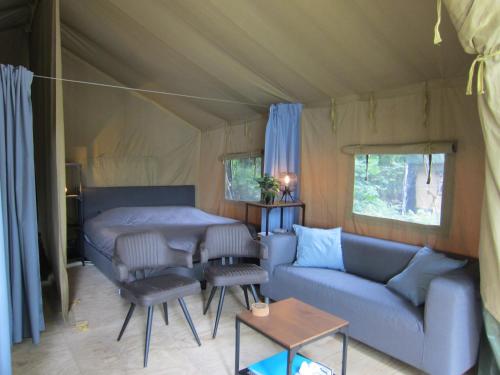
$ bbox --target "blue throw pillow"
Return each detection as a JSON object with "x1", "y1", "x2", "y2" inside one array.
[
  {"x1": 386, "y1": 247, "x2": 467, "y2": 306},
  {"x1": 292, "y1": 224, "x2": 345, "y2": 271}
]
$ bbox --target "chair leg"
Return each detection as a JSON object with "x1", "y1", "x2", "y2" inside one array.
[
  {"x1": 241, "y1": 285, "x2": 250, "y2": 310},
  {"x1": 144, "y1": 305, "x2": 154, "y2": 368},
  {"x1": 200, "y1": 280, "x2": 207, "y2": 290},
  {"x1": 203, "y1": 286, "x2": 218, "y2": 315},
  {"x1": 178, "y1": 298, "x2": 202, "y2": 346},
  {"x1": 249, "y1": 284, "x2": 259, "y2": 303},
  {"x1": 162, "y1": 302, "x2": 168, "y2": 325},
  {"x1": 212, "y1": 286, "x2": 226, "y2": 338},
  {"x1": 117, "y1": 303, "x2": 135, "y2": 341}
]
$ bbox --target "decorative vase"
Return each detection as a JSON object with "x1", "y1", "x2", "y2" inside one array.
[{"x1": 261, "y1": 190, "x2": 275, "y2": 204}]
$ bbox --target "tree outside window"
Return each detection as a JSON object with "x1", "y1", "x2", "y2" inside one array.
[
  {"x1": 353, "y1": 153, "x2": 445, "y2": 226},
  {"x1": 224, "y1": 156, "x2": 262, "y2": 201}
]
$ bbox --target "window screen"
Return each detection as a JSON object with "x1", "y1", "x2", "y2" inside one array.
[
  {"x1": 224, "y1": 156, "x2": 262, "y2": 201},
  {"x1": 353, "y1": 154, "x2": 446, "y2": 226}
]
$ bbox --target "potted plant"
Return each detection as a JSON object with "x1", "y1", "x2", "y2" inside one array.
[{"x1": 256, "y1": 174, "x2": 280, "y2": 204}]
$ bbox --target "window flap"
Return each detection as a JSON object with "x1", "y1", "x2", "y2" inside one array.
[
  {"x1": 219, "y1": 150, "x2": 263, "y2": 161},
  {"x1": 342, "y1": 141, "x2": 456, "y2": 155}
]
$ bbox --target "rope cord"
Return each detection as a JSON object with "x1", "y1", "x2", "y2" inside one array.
[{"x1": 32, "y1": 74, "x2": 268, "y2": 108}]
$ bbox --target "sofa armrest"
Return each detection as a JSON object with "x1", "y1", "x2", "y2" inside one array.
[
  {"x1": 258, "y1": 240, "x2": 269, "y2": 260},
  {"x1": 422, "y1": 265, "x2": 482, "y2": 375},
  {"x1": 260, "y1": 234, "x2": 297, "y2": 276}
]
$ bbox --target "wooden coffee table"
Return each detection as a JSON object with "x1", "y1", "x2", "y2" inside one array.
[{"x1": 235, "y1": 298, "x2": 349, "y2": 375}]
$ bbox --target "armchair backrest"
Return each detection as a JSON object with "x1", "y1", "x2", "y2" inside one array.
[
  {"x1": 114, "y1": 231, "x2": 192, "y2": 272},
  {"x1": 201, "y1": 224, "x2": 264, "y2": 262}
]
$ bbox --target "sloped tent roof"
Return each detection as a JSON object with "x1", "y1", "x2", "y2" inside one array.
[
  {"x1": 60, "y1": 0, "x2": 472, "y2": 130},
  {"x1": 0, "y1": 0, "x2": 34, "y2": 66},
  {"x1": 0, "y1": 0, "x2": 32, "y2": 31}
]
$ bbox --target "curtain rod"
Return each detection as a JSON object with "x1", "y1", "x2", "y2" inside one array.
[{"x1": 32, "y1": 74, "x2": 269, "y2": 108}]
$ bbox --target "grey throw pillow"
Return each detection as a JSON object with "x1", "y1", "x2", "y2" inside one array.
[{"x1": 386, "y1": 247, "x2": 467, "y2": 306}]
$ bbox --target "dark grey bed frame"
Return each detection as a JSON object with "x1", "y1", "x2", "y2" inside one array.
[{"x1": 82, "y1": 185, "x2": 198, "y2": 284}]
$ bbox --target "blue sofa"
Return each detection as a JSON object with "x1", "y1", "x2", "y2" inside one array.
[{"x1": 260, "y1": 232, "x2": 482, "y2": 375}]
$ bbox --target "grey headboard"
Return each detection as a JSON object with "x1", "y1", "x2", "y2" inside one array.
[{"x1": 82, "y1": 185, "x2": 195, "y2": 221}]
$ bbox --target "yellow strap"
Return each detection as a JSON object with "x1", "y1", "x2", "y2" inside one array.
[
  {"x1": 434, "y1": 0, "x2": 442, "y2": 45},
  {"x1": 466, "y1": 50, "x2": 500, "y2": 95},
  {"x1": 330, "y1": 98, "x2": 336, "y2": 133}
]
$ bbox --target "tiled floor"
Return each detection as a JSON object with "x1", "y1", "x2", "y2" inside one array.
[{"x1": 12, "y1": 265, "x2": 424, "y2": 375}]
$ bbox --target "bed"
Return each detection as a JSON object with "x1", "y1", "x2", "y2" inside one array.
[{"x1": 82, "y1": 185, "x2": 237, "y2": 283}]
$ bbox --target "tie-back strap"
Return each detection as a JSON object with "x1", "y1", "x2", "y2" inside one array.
[
  {"x1": 466, "y1": 50, "x2": 500, "y2": 95},
  {"x1": 433, "y1": 0, "x2": 442, "y2": 45},
  {"x1": 330, "y1": 98, "x2": 336, "y2": 133}
]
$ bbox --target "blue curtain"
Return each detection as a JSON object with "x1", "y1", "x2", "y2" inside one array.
[
  {"x1": 0, "y1": 185, "x2": 11, "y2": 375},
  {"x1": 262, "y1": 103, "x2": 303, "y2": 233},
  {"x1": 0, "y1": 65, "x2": 44, "y2": 357}
]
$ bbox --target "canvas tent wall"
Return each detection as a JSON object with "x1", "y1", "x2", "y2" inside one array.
[
  {"x1": 59, "y1": 0, "x2": 478, "y2": 221},
  {"x1": 196, "y1": 77, "x2": 484, "y2": 257},
  {"x1": 62, "y1": 50, "x2": 201, "y2": 188},
  {"x1": 441, "y1": 0, "x2": 500, "y2": 331},
  {"x1": 30, "y1": 0, "x2": 68, "y2": 321},
  {"x1": 300, "y1": 78, "x2": 483, "y2": 257},
  {"x1": 38, "y1": 0, "x2": 495, "y2": 328}
]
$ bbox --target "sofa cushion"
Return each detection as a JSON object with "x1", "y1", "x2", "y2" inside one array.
[
  {"x1": 341, "y1": 232, "x2": 419, "y2": 283},
  {"x1": 120, "y1": 274, "x2": 200, "y2": 306},
  {"x1": 205, "y1": 263, "x2": 269, "y2": 287},
  {"x1": 293, "y1": 225, "x2": 344, "y2": 271},
  {"x1": 270, "y1": 265, "x2": 425, "y2": 367},
  {"x1": 387, "y1": 247, "x2": 468, "y2": 306}
]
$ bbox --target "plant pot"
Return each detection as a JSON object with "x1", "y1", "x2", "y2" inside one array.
[{"x1": 261, "y1": 191, "x2": 275, "y2": 205}]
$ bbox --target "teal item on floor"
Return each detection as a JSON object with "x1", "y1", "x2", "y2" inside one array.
[{"x1": 248, "y1": 351, "x2": 330, "y2": 375}]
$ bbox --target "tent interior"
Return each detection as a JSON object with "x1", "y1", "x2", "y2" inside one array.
[{"x1": 1, "y1": 0, "x2": 499, "y2": 374}]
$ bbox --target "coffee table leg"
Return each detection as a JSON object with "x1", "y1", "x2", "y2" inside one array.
[
  {"x1": 341, "y1": 329, "x2": 349, "y2": 375},
  {"x1": 287, "y1": 349, "x2": 296, "y2": 375},
  {"x1": 235, "y1": 319, "x2": 240, "y2": 375}
]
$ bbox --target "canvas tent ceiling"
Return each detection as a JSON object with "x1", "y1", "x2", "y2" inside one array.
[
  {"x1": 0, "y1": 0, "x2": 32, "y2": 31},
  {"x1": 60, "y1": 0, "x2": 472, "y2": 130},
  {"x1": 0, "y1": 0, "x2": 33, "y2": 66}
]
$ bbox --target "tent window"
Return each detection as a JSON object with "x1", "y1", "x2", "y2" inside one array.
[
  {"x1": 224, "y1": 156, "x2": 263, "y2": 201},
  {"x1": 353, "y1": 153, "x2": 446, "y2": 226}
]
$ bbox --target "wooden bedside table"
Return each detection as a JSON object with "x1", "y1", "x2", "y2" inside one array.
[{"x1": 244, "y1": 201, "x2": 306, "y2": 235}]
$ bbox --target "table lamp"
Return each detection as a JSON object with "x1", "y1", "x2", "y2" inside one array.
[{"x1": 279, "y1": 172, "x2": 297, "y2": 202}]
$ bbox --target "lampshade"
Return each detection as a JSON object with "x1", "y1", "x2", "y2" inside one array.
[{"x1": 278, "y1": 172, "x2": 298, "y2": 190}]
